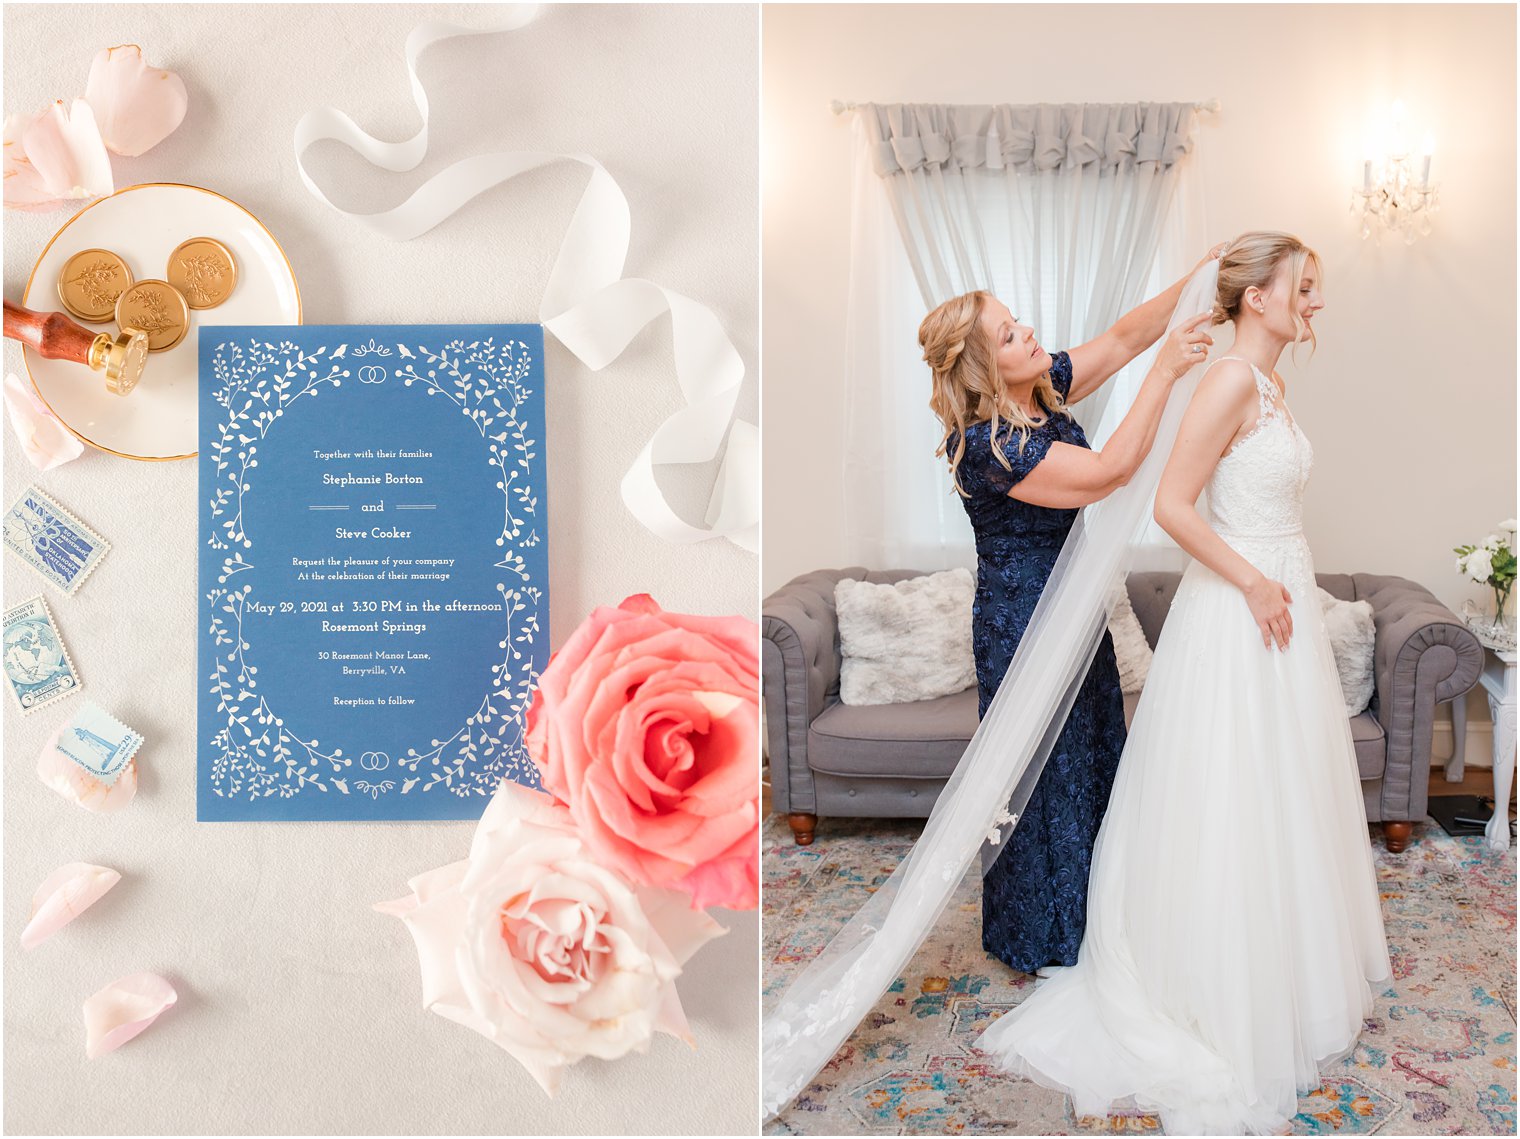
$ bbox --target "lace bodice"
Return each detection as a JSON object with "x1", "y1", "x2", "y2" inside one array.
[{"x1": 1203, "y1": 357, "x2": 1313, "y2": 541}]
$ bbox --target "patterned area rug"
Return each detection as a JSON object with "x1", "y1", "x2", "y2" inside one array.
[{"x1": 762, "y1": 816, "x2": 1517, "y2": 1136}]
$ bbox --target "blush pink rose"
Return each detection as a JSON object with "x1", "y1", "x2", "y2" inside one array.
[
  {"x1": 526, "y1": 595, "x2": 759, "y2": 911},
  {"x1": 377, "y1": 781, "x2": 724, "y2": 1096}
]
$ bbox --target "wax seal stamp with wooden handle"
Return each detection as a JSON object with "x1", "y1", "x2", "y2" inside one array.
[{"x1": 3, "y1": 300, "x2": 149, "y2": 396}]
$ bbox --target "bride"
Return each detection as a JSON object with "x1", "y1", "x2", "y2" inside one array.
[
  {"x1": 975, "y1": 230, "x2": 1391, "y2": 1134},
  {"x1": 761, "y1": 234, "x2": 1390, "y2": 1133}
]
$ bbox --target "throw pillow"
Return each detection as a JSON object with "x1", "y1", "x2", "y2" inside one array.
[
  {"x1": 835, "y1": 569, "x2": 976, "y2": 705},
  {"x1": 1317, "y1": 587, "x2": 1376, "y2": 716},
  {"x1": 1108, "y1": 584, "x2": 1153, "y2": 695}
]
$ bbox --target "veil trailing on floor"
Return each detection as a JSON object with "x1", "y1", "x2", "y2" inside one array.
[{"x1": 760, "y1": 260, "x2": 1221, "y2": 1118}]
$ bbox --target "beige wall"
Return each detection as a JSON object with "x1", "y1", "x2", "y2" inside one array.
[{"x1": 762, "y1": 3, "x2": 1518, "y2": 630}]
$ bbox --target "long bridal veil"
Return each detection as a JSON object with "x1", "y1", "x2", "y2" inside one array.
[{"x1": 760, "y1": 260, "x2": 1222, "y2": 1118}]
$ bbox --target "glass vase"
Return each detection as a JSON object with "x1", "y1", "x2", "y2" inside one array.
[{"x1": 1463, "y1": 583, "x2": 1516, "y2": 650}]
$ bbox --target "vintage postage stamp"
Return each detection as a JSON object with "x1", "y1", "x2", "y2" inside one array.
[
  {"x1": 3, "y1": 485, "x2": 110, "y2": 595},
  {"x1": 56, "y1": 701, "x2": 143, "y2": 784},
  {"x1": 3, "y1": 594, "x2": 81, "y2": 714}
]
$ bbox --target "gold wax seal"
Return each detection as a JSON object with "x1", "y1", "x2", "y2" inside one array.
[
  {"x1": 115, "y1": 279, "x2": 190, "y2": 353},
  {"x1": 57, "y1": 249, "x2": 134, "y2": 323},
  {"x1": 166, "y1": 236, "x2": 237, "y2": 309}
]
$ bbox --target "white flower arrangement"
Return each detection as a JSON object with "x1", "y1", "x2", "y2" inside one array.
[
  {"x1": 1455, "y1": 520, "x2": 1517, "y2": 647},
  {"x1": 1455, "y1": 521, "x2": 1517, "y2": 591}
]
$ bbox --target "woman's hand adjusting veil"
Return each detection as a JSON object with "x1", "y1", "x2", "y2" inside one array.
[
  {"x1": 1011, "y1": 314, "x2": 1212, "y2": 510},
  {"x1": 1065, "y1": 242, "x2": 1226, "y2": 403},
  {"x1": 1155, "y1": 313, "x2": 1215, "y2": 381}
]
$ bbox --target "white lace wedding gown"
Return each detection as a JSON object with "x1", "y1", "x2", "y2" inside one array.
[{"x1": 976, "y1": 358, "x2": 1392, "y2": 1136}]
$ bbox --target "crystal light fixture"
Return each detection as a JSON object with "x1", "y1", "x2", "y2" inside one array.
[{"x1": 1352, "y1": 101, "x2": 1439, "y2": 244}]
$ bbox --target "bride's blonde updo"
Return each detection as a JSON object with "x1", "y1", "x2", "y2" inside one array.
[
  {"x1": 1211, "y1": 231, "x2": 1321, "y2": 353},
  {"x1": 920, "y1": 290, "x2": 1068, "y2": 497}
]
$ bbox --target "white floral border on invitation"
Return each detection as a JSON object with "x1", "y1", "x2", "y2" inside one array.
[{"x1": 203, "y1": 334, "x2": 542, "y2": 802}]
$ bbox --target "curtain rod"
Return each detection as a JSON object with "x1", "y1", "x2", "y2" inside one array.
[{"x1": 830, "y1": 98, "x2": 1222, "y2": 115}]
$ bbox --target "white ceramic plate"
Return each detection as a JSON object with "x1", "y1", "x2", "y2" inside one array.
[{"x1": 22, "y1": 183, "x2": 301, "y2": 461}]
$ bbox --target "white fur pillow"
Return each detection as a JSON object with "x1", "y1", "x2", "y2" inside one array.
[
  {"x1": 835, "y1": 569, "x2": 976, "y2": 705},
  {"x1": 1108, "y1": 585, "x2": 1153, "y2": 695},
  {"x1": 1317, "y1": 587, "x2": 1376, "y2": 716}
]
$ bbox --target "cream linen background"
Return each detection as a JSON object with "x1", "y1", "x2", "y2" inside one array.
[{"x1": 3, "y1": 4, "x2": 758, "y2": 1134}]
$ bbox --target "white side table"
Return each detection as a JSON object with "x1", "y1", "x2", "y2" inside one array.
[{"x1": 1474, "y1": 648, "x2": 1517, "y2": 850}]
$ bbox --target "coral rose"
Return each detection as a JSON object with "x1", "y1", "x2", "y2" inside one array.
[
  {"x1": 526, "y1": 595, "x2": 759, "y2": 910},
  {"x1": 377, "y1": 781, "x2": 724, "y2": 1095}
]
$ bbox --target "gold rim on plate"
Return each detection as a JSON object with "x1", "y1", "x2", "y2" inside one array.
[{"x1": 22, "y1": 181, "x2": 303, "y2": 462}]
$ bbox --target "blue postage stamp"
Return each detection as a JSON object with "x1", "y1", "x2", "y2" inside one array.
[
  {"x1": 3, "y1": 486, "x2": 110, "y2": 595},
  {"x1": 3, "y1": 595, "x2": 81, "y2": 714},
  {"x1": 56, "y1": 701, "x2": 143, "y2": 784}
]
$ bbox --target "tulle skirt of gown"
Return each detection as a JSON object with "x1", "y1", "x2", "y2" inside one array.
[{"x1": 976, "y1": 534, "x2": 1392, "y2": 1136}]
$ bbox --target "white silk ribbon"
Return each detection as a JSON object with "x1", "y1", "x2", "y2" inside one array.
[{"x1": 292, "y1": 5, "x2": 757, "y2": 552}]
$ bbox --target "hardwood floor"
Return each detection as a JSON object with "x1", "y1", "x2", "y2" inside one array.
[{"x1": 1430, "y1": 763, "x2": 1516, "y2": 804}]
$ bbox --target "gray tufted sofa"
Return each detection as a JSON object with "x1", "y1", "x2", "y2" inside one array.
[{"x1": 763, "y1": 568, "x2": 1484, "y2": 853}]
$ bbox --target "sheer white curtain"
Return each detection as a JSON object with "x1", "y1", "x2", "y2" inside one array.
[{"x1": 841, "y1": 102, "x2": 1208, "y2": 572}]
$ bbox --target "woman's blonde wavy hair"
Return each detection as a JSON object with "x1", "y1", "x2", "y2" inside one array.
[
  {"x1": 920, "y1": 290, "x2": 1069, "y2": 497},
  {"x1": 1211, "y1": 230, "x2": 1321, "y2": 361}
]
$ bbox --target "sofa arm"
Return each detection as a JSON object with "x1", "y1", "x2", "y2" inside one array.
[
  {"x1": 1355, "y1": 573, "x2": 1485, "y2": 821},
  {"x1": 762, "y1": 570, "x2": 856, "y2": 816}
]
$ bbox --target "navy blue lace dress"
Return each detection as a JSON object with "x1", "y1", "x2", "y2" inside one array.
[{"x1": 953, "y1": 351, "x2": 1127, "y2": 974}]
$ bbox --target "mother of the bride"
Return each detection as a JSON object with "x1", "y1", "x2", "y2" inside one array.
[{"x1": 918, "y1": 246, "x2": 1221, "y2": 974}]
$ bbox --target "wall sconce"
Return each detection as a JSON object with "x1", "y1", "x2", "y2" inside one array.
[{"x1": 1352, "y1": 100, "x2": 1439, "y2": 244}]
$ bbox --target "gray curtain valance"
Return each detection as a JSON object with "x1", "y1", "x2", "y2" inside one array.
[{"x1": 860, "y1": 102, "x2": 1196, "y2": 178}]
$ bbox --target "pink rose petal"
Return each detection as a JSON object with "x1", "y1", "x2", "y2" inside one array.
[
  {"x1": 375, "y1": 861, "x2": 471, "y2": 1010},
  {"x1": 674, "y1": 838, "x2": 759, "y2": 912},
  {"x1": 38, "y1": 729, "x2": 138, "y2": 814},
  {"x1": 83, "y1": 44, "x2": 188, "y2": 157},
  {"x1": 15, "y1": 100, "x2": 112, "y2": 207},
  {"x1": 4, "y1": 373, "x2": 85, "y2": 470},
  {"x1": 653, "y1": 978, "x2": 695, "y2": 1046},
  {"x1": 22, "y1": 862, "x2": 121, "y2": 950},
  {"x1": 635, "y1": 883, "x2": 727, "y2": 965},
  {"x1": 372, "y1": 893, "x2": 416, "y2": 920},
  {"x1": 3, "y1": 111, "x2": 63, "y2": 212},
  {"x1": 83, "y1": 972, "x2": 176, "y2": 1058}
]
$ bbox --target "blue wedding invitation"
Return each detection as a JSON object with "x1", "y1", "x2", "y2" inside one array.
[{"x1": 197, "y1": 326, "x2": 548, "y2": 821}]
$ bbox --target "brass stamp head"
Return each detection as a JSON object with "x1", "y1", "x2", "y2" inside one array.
[{"x1": 88, "y1": 330, "x2": 150, "y2": 395}]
